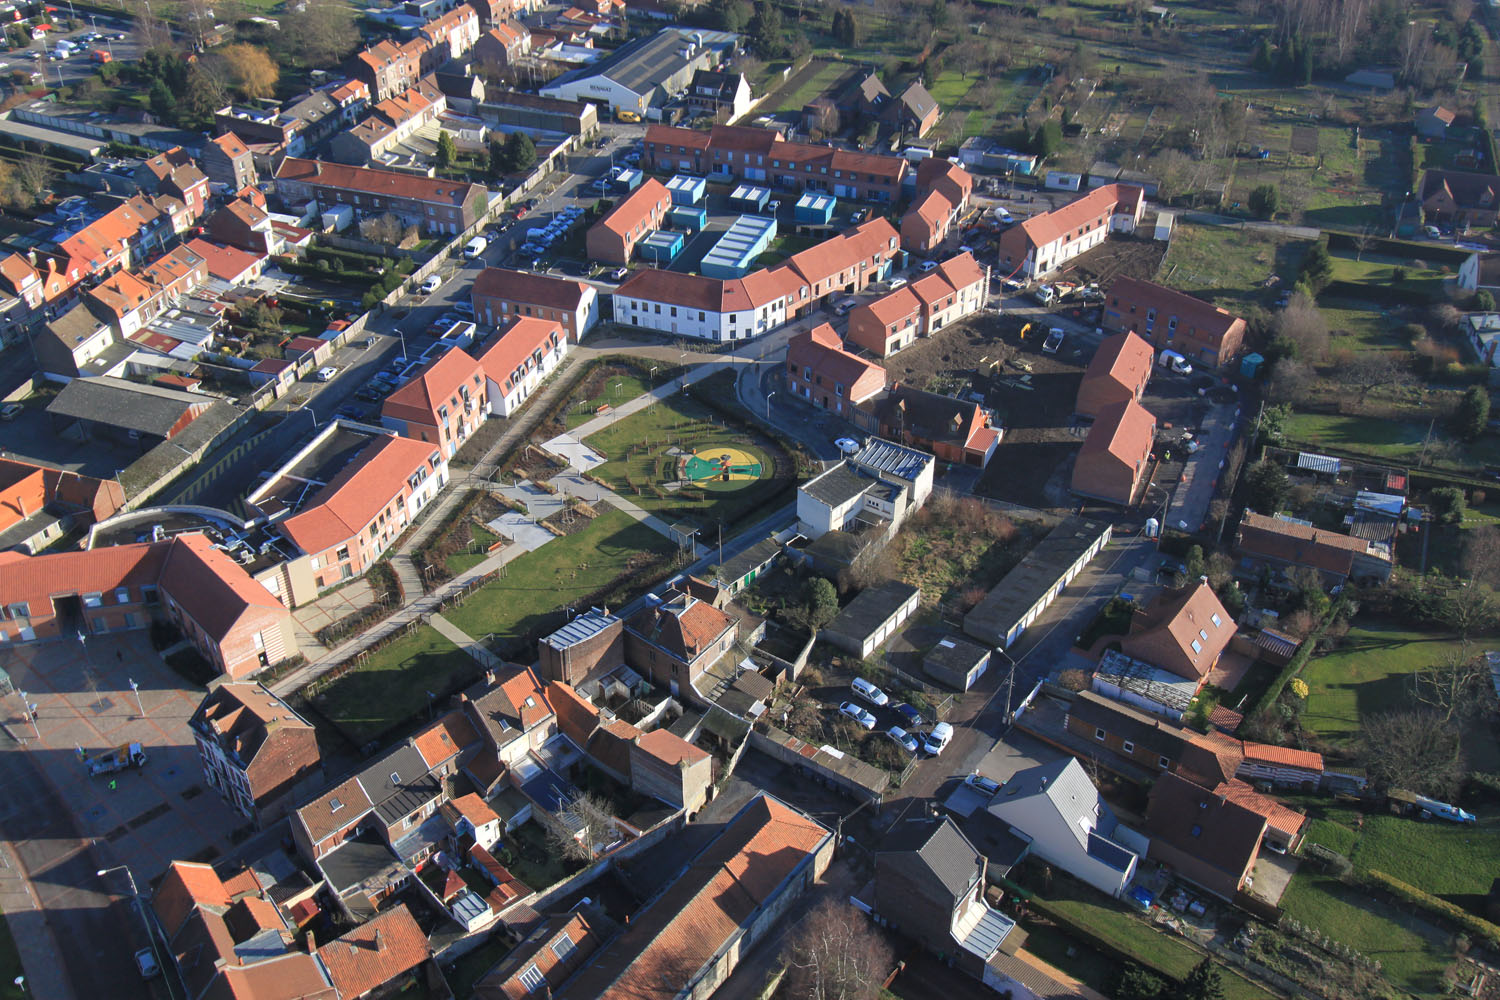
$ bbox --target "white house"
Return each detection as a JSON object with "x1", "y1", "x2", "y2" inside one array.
[
  {"x1": 985, "y1": 758, "x2": 1140, "y2": 898},
  {"x1": 442, "y1": 793, "x2": 502, "y2": 851},
  {"x1": 611, "y1": 266, "x2": 799, "y2": 343},
  {"x1": 476, "y1": 316, "x2": 567, "y2": 417}
]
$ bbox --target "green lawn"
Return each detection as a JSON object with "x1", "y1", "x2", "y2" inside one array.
[
  {"x1": 1040, "y1": 892, "x2": 1276, "y2": 1000},
  {"x1": 1299, "y1": 623, "x2": 1472, "y2": 742},
  {"x1": 1318, "y1": 299, "x2": 1409, "y2": 353},
  {"x1": 308, "y1": 626, "x2": 478, "y2": 745},
  {"x1": 1355, "y1": 813, "x2": 1500, "y2": 897},
  {"x1": 446, "y1": 523, "x2": 501, "y2": 576},
  {"x1": 584, "y1": 394, "x2": 785, "y2": 531},
  {"x1": 1280, "y1": 411, "x2": 1500, "y2": 473},
  {"x1": 565, "y1": 373, "x2": 650, "y2": 429},
  {"x1": 442, "y1": 509, "x2": 674, "y2": 647},
  {"x1": 1327, "y1": 252, "x2": 1448, "y2": 302},
  {"x1": 1161, "y1": 223, "x2": 1313, "y2": 311},
  {"x1": 1017, "y1": 924, "x2": 1115, "y2": 992},
  {"x1": 442, "y1": 933, "x2": 511, "y2": 999},
  {"x1": 769, "y1": 60, "x2": 855, "y2": 115},
  {"x1": 1279, "y1": 875, "x2": 1451, "y2": 997}
]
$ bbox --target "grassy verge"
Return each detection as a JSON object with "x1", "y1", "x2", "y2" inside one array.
[
  {"x1": 564, "y1": 373, "x2": 650, "y2": 429},
  {"x1": 308, "y1": 626, "x2": 477, "y2": 745},
  {"x1": 446, "y1": 523, "x2": 501, "y2": 577},
  {"x1": 442, "y1": 509, "x2": 675, "y2": 649},
  {"x1": 0, "y1": 917, "x2": 24, "y2": 1000}
]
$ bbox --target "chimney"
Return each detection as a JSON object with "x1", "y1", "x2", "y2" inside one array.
[
  {"x1": 314, "y1": 161, "x2": 323, "y2": 175},
  {"x1": 375, "y1": 930, "x2": 385, "y2": 952}
]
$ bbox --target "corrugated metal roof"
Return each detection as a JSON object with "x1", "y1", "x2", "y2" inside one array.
[
  {"x1": 1295, "y1": 452, "x2": 1341, "y2": 475},
  {"x1": 852, "y1": 438, "x2": 932, "y2": 482}
]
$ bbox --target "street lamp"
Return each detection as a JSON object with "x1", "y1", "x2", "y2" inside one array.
[
  {"x1": 128, "y1": 678, "x2": 144, "y2": 719},
  {"x1": 97, "y1": 864, "x2": 172, "y2": 1000},
  {"x1": 16, "y1": 690, "x2": 38, "y2": 741},
  {"x1": 765, "y1": 390, "x2": 776, "y2": 420},
  {"x1": 994, "y1": 646, "x2": 1019, "y2": 725}
]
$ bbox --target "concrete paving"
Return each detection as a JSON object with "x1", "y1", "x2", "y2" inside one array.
[
  {"x1": 496, "y1": 480, "x2": 567, "y2": 521},
  {"x1": 485, "y1": 511, "x2": 556, "y2": 553},
  {"x1": 1167, "y1": 400, "x2": 1241, "y2": 534},
  {"x1": 290, "y1": 577, "x2": 379, "y2": 651},
  {"x1": 540, "y1": 433, "x2": 608, "y2": 473}
]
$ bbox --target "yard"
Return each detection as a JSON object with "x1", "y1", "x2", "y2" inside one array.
[
  {"x1": 1280, "y1": 410, "x2": 1500, "y2": 475},
  {"x1": 441, "y1": 509, "x2": 676, "y2": 653},
  {"x1": 1160, "y1": 223, "x2": 1312, "y2": 312},
  {"x1": 763, "y1": 59, "x2": 858, "y2": 115},
  {"x1": 1326, "y1": 251, "x2": 1449, "y2": 303},
  {"x1": 501, "y1": 820, "x2": 586, "y2": 890},
  {"x1": 583, "y1": 394, "x2": 789, "y2": 532},
  {"x1": 306, "y1": 625, "x2": 480, "y2": 746},
  {"x1": 883, "y1": 496, "x2": 1038, "y2": 610}
]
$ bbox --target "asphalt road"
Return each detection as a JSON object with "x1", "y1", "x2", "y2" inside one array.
[{"x1": 1, "y1": 16, "x2": 143, "y2": 87}]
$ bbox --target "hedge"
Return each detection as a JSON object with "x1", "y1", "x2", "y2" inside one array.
[
  {"x1": 1363, "y1": 869, "x2": 1500, "y2": 949},
  {"x1": 1246, "y1": 597, "x2": 1346, "y2": 718}
]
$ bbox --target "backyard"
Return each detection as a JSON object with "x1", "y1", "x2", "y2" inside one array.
[
  {"x1": 1160, "y1": 223, "x2": 1312, "y2": 312},
  {"x1": 306, "y1": 625, "x2": 480, "y2": 746},
  {"x1": 441, "y1": 509, "x2": 676, "y2": 653},
  {"x1": 584, "y1": 394, "x2": 789, "y2": 532},
  {"x1": 1281, "y1": 409, "x2": 1500, "y2": 475}
]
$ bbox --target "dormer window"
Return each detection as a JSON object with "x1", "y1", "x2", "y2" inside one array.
[{"x1": 330, "y1": 798, "x2": 343, "y2": 812}]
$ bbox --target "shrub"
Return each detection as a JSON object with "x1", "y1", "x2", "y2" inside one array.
[{"x1": 1363, "y1": 870, "x2": 1500, "y2": 950}]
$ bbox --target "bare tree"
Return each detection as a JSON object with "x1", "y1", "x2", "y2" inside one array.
[
  {"x1": 1462, "y1": 525, "x2": 1500, "y2": 587},
  {"x1": 1437, "y1": 583, "x2": 1498, "y2": 638},
  {"x1": 782, "y1": 900, "x2": 893, "y2": 1000},
  {"x1": 14, "y1": 155, "x2": 51, "y2": 201},
  {"x1": 1361, "y1": 709, "x2": 1466, "y2": 798},
  {"x1": 542, "y1": 791, "x2": 616, "y2": 863},
  {"x1": 1333, "y1": 351, "x2": 1416, "y2": 407},
  {"x1": 1273, "y1": 294, "x2": 1330, "y2": 362},
  {"x1": 1267, "y1": 357, "x2": 1315, "y2": 404},
  {"x1": 1411, "y1": 647, "x2": 1489, "y2": 725}
]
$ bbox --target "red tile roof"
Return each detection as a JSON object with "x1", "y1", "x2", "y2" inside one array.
[
  {"x1": 547, "y1": 681, "x2": 600, "y2": 747},
  {"x1": 276, "y1": 158, "x2": 481, "y2": 209},
  {"x1": 1119, "y1": 580, "x2": 1233, "y2": 683},
  {"x1": 1015, "y1": 183, "x2": 1142, "y2": 249},
  {"x1": 0, "y1": 542, "x2": 167, "y2": 615},
  {"x1": 1107, "y1": 276, "x2": 1243, "y2": 343},
  {"x1": 153, "y1": 861, "x2": 230, "y2": 938},
  {"x1": 592, "y1": 177, "x2": 670, "y2": 240},
  {"x1": 185, "y1": 238, "x2": 263, "y2": 283},
  {"x1": 1241, "y1": 740, "x2": 1324, "y2": 771},
  {"x1": 862, "y1": 286, "x2": 921, "y2": 326},
  {"x1": 159, "y1": 533, "x2": 288, "y2": 642},
  {"x1": 445, "y1": 791, "x2": 500, "y2": 828},
  {"x1": 586, "y1": 718, "x2": 641, "y2": 777},
  {"x1": 413, "y1": 707, "x2": 480, "y2": 769},
  {"x1": 1082, "y1": 330, "x2": 1153, "y2": 398},
  {"x1": 318, "y1": 904, "x2": 431, "y2": 998},
  {"x1": 637, "y1": 728, "x2": 708, "y2": 766},
  {"x1": 381, "y1": 346, "x2": 484, "y2": 427},
  {"x1": 278, "y1": 433, "x2": 438, "y2": 556},
  {"x1": 787, "y1": 322, "x2": 887, "y2": 403},
  {"x1": 559, "y1": 796, "x2": 828, "y2": 998},
  {"x1": 1214, "y1": 779, "x2": 1307, "y2": 840},
  {"x1": 476, "y1": 316, "x2": 563, "y2": 392},
  {"x1": 88, "y1": 270, "x2": 157, "y2": 318},
  {"x1": 1078, "y1": 398, "x2": 1155, "y2": 469},
  {"x1": 1235, "y1": 511, "x2": 1367, "y2": 577},
  {"x1": 472, "y1": 268, "x2": 591, "y2": 311}
]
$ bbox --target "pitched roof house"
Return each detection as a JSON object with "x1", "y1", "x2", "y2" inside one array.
[
  {"x1": 317, "y1": 903, "x2": 432, "y2": 998},
  {"x1": 1076, "y1": 330, "x2": 1153, "y2": 418},
  {"x1": 785, "y1": 321, "x2": 887, "y2": 416},
  {"x1": 624, "y1": 581, "x2": 738, "y2": 696},
  {"x1": 1118, "y1": 580, "x2": 1234, "y2": 683},
  {"x1": 1101, "y1": 276, "x2": 1246, "y2": 369},
  {"x1": 1070, "y1": 398, "x2": 1155, "y2": 505},
  {"x1": 1145, "y1": 770, "x2": 1267, "y2": 900},
  {"x1": 190, "y1": 682, "x2": 322, "y2": 827},
  {"x1": 1420, "y1": 168, "x2": 1500, "y2": 226},
  {"x1": 380, "y1": 346, "x2": 488, "y2": 457},
  {"x1": 473, "y1": 905, "x2": 616, "y2": 999}
]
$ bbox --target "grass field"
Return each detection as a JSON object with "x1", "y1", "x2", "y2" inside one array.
[
  {"x1": 1318, "y1": 299, "x2": 1409, "y2": 353},
  {"x1": 1161, "y1": 223, "x2": 1313, "y2": 311},
  {"x1": 310, "y1": 626, "x2": 478, "y2": 745},
  {"x1": 1281, "y1": 411, "x2": 1500, "y2": 473},
  {"x1": 1279, "y1": 875, "x2": 1451, "y2": 997},
  {"x1": 1327, "y1": 251, "x2": 1449, "y2": 302},
  {"x1": 585, "y1": 395, "x2": 784, "y2": 530},
  {"x1": 565, "y1": 373, "x2": 650, "y2": 429},
  {"x1": 1041, "y1": 892, "x2": 1276, "y2": 1000},
  {"x1": 445, "y1": 523, "x2": 501, "y2": 576},
  {"x1": 442, "y1": 509, "x2": 674, "y2": 647},
  {"x1": 1300, "y1": 622, "x2": 1500, "y2": 772},
  {"x1": 767, "y1": 59, "x2": 856, "y2": 115}
]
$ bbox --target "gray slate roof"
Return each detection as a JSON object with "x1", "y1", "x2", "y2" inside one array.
[
  {"x1": 800, "y1": 462, "x2": 872, "y2": 507},
  {"x1": 878, "y1": 816, "x2": 982, "y2": 904},
  {"x1": 46, "y1": 375, "x2": 203, "y2": 437}
]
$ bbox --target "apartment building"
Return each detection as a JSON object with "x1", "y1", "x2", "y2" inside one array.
[
  {"x1": 477, "y1": 316, "x2": 567, "y2": 417},
  {"x1": 846, "y1": 251, "x2": 987, "y2": 357},
  {"x1": 381, "y1": 346, "x2": 488, "y2": 456},
  {"x1": 996, "y1": 183, "x2": 1144, "y2": 279},
  {"x1": 274, "y1": 158, "x2": 487, "y2": 235},
  {"x1": 1101, "y1": 276, "x2": 1247, "y2": 368},
  {"x1": 471, "y1": 268, "x2": 598, "y2": 343}
]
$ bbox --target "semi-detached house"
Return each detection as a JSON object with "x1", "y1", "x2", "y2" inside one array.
[
  {"x1": 190, "y1": 681, "x2": 322, "y2": 827},
  {"x1": 274, "y1": 158, "x2": 487, "y2": 235},
  {"x1": 1070, "y1": 397, "x2": 1155, "y2": 506},
  {"x1": 996, "y1": 183, "x2": 1144, "y2": 280},
  {"x1": 380, "y1": 346, "x2": 488, "y2": 457},
  {"x1": 846, "y1": 251, "x2": 987, "y2": 357},
  {"x1": 785, "y1": 322, "x2": 886, "y2": 415},
  {"x1": 476, "y1": 316, "x2": 567, "y2": 417},
  {"x1": 1102, "y1": 276, "x2": 1247, "y2": 369}
]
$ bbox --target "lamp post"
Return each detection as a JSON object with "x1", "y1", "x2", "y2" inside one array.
[
  {"x1": 993, "y1": 646, "x2": 1018, "y2": 726},
  {"x1": 128, "y1": 678, "x2": 144, "y2": 719},
  {"x1": 97, "y1": 864, "x2": 173, "y2": 1000},
  {"x1": 765, "y1": 390, "x2": 776, "y2": 420},
  {"x1": 15, "y1": 690, "x2": 37, "y2": 740}
]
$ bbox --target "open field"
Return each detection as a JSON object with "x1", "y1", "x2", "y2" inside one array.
[
  {"x1": 1326, "y1": 250, "x2": 1449, "y2": 302},
  {"x1": 1161, "y1": 224, "x2": 1312, "y2": 311},
  {"x1": 1281, "y1": 411, "x2": 1500, "y2": 474},
  {"x1": 442, "y1": 509, "x2": 676, "y2": 649},
  {"x1": 1317, "y1": 299, "x2": 1409, "y2": 353},
  {"x1": 763, "y1": 58, "x2": 857, "y2": 115},
  {"x1": 1299, "y1": 622, "x2": 1500, "y2": 772},
  {"x1": 308, "y1": 626, "x2": 477, "y2": 745},
  {"x1": 585, "y1": 395, "x2": 787, "y2": 530}
]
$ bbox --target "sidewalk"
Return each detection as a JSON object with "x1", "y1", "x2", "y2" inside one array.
[{"x1": 0, "y1": 842, "x2": 75, "y2": 1000}]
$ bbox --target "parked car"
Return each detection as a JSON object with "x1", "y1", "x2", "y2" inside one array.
[
  {"x1": 917, "y1": 260, "x2": 939, "y2": 273},
  {"x1": 420, "y1": 275, "x2": 442, "y2": 295},
  {"x1": 887, "y1": 277, "x2": 907, "y2": 290},
  {"x1": 887, "y1": 727, "x2": 919, "y2": 753},
  {"x1": 892, "y1": 702, "x2": 923, "y2": 728},
  {"x1": 923, "y1": 721, "x2": 954, "y2": 756},
  {"x1": 833, "y1": 298, "x2": 858, "y2": 316},
  {"x1": 609, "y1": 267, "x2": 629, "y2": 281},
  {"x1": 838, "y1": 702, "x2": 877, "y2": 730},
  {"x1": 0, "y1": 402, "x2": 21, "y2": 421},
  {"x1": 851, "y1": 208, "x2": 868, "y2": 223},
  {"x1": 851, "y1": 677, "x2": 889, "y2": 707},
  {"x1": 1042, "y1": 328, "x2": 1064, "y2": 354},
  {"x1": 965, "y1": 772, "x2": 1001, "y2": 796},
  {"x1": 315, "y1": 366, "x2": 339, "y2": 382},
  {"x1": 834, "y1": 437, "x2": 860, "y2": 455}
]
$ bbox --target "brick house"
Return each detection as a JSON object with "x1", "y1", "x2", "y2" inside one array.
[
  {"x1": 624, "y1": 581, "x2": 738, "y2": 699},
  {"x1": 1070, "y1": 398, "x2": 1155, "y2": 505},
  {"x1": 629, "y1": 728, "x2": 713, "y2": 813},
  {"x1": 996, "y1": 183, "x2": 1143, "y2": 280},
  {"x1": 201, "y1": 132, "x2": 258, "y2": 191},
  {"x1": 471, "y1": 267, "x2": 599, "y2": 343},
  {"x1": 190, "y1": 681, "x2": 322, "y2": 826},
  {"x1": 586, "y1": 178, "x2": 672, "y2": 265},
  {"x1": 1076, "y1": 330, "x2": 1153, "y2": 418},
  {"x1": 786, "y1": 322, "x2": 887, "y2": 415},
  {"x1": 859, "y1": 383, "x2": 1000, "y2": 468},
  {"x1": 846, "y1": 251, "x2": 987, "y2": 357},
  {"x1": 1420, "y1": 168, "x2": 1500, "y2": 227},
  {"x1": 1145, "y1": 770, "x2": 1266, "y2": 900},
  {"x1": 537, "y1": 609, "x2": 624, "y2": 687},
  {"x1": 1118, "y1": 581, "x2": 1234, "y2": 684},
  {"x1": 1101, "y1": 276, "x2": 1246, "y2": 368},
  {"x1": 274, "y1": 158, "x2": 487, "y2": 236},
  {"x1": 474, "y1": 906, "x2": 615, "y2": 999}
]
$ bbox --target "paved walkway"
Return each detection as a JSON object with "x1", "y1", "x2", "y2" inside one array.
[
  {"x1": 1167, "y1": 400, "x2": 1241, "y2": 533},
  {"x1": 428, "y1": 613, "x2": 504, "y2": 670}
]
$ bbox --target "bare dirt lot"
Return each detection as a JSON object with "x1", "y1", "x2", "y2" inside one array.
[
  {"x1": 879, "y1": 313, "x2": 1092, "y2": 510},
  {"x1": 1050, "y1": 233, "x2": 1168, "y2": 288}
]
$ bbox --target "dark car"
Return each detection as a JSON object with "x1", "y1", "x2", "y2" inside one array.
[{"x1": 892, "y1": 702, "x2": 924, "y2": 728}]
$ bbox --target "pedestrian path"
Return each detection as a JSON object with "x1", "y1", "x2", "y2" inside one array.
[{"x1": 428, "y1": 613, "x2": 504, "y2": 670}]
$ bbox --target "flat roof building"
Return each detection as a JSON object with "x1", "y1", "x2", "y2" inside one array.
[
  {"x1": 699, "y1": 214, "x2": 776, "y2": 279},
  {"x1": 964, "y1": 516, "x2": 1112, "y2": 649}
]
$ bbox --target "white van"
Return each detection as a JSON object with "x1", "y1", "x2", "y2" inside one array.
[
  {"x1": 1159, "y1": 349, "x2": 1192, "y2": 374},
  {"x1": 850, "y1": 677, "x2": 889, "y2": 707},
  {"x1": 463, "y1": 236, "x2": 486, "y2": 259},
  {"x1": 923, "y1": 721, "x2": 953, "y2": 756}
]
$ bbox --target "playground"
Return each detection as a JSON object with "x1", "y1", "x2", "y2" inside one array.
[{"x1": 584, "y1": 391, "x2": 791, "y2": 531}]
